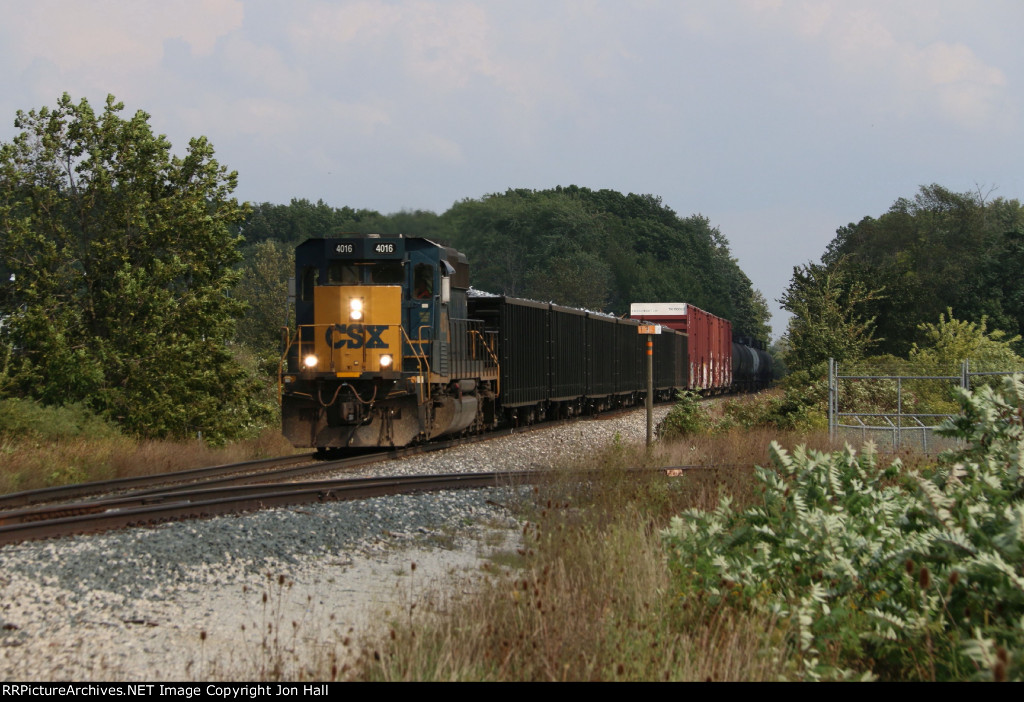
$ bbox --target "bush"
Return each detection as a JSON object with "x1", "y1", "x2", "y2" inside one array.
[
  {"x1": 0, "y1": 398, "x2": 122, "y2": 441},
  {"x1": 661, "y1": 375, "x2": 1024, "y2": 681},
  {"x1": 719, "y1": 383, "x2": 826, "y2": 433},
  {"x1": 657, "y1": 391, "x2": 712, "y2": 439}
]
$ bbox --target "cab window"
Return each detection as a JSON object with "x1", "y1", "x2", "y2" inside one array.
[
  {"x1": 413, "y1": 263, "x2": 434, "y2": 299},
  {"x1": 301, "y1": 266, "x2": 318, "y2": 301},
  {"x1": 371, "y1": 262, "x2": 404, "y2": 285},
  {"x1": 327, "y1": 261, "x2": 359, "y2": 284}
]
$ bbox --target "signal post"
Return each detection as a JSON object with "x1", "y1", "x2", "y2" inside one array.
[{"x1": 638, "y1": 323, "x2": 661, "y2": 446}]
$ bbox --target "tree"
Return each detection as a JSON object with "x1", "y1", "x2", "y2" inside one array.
[
  {"x1": 779, "y1": 261, "x2": 884, "y2": 372},
  {"x1": 820, "y1": 185, "x2": 1024, "y2": 356},
  {"x1": 0, "y1": 94, "x2": 270, "y2": 441},
  {"x1": 443, "y1": 186, "x2": 772, "y2": 341},
  {"x1": 234, "y1": 239, "x2": 293, "y2": 356},
  {"x1": 910, "y1": 309, "x2": 1024, "y2": 373}
]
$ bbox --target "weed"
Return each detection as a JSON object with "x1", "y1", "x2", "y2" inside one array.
[{"x1": 661, "y1": 376, "x2": 1024, "y2": 681}]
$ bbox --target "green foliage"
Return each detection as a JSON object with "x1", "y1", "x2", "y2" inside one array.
[
  {"x1": 819, "y1": 184, "x2": 1024, "y2": 357},
  {"x1": 658, "y1": 382, "x2": 826, "y2": 440},
  {"x1": 911, "y1": 308, "x2": 1024, "y2": 374},
  {"x1": 662, "y1": 376, "x2": 1024, "y2": 680},
  {"x1": 830, "y1": 311, "x2": 1024, "y2": 422},
  {"x1": 0, "y1": 398, "x2": 121, "y2": 441},
  {"x1": 444, "y1": 186, "x2": 771, "y2": 341},
  {"x1": 234, "y1": 239, "x2": 294, "y2": 355},
  {"x1": 779, "y1": 260, "x2": 884, "y2": 373},
  {"x1": 239, "y1": 199, "x2": 450, "y2": 248},
  {"x1": 718, "y1": 382, "x2": 827, "y2": 433},
  {"x1": 0, "y1": 94, "x2": 271, "y2": 442},
  {"x1": 657, "y1": 391, "x2": 712, "y2": 439}
]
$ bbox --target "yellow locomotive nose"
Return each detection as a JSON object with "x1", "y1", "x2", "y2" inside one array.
[{"x1": 310, "y1": 285, "x2": 402, "y2": 374}]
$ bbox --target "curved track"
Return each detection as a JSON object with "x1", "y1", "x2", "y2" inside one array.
[
  {"x1": 0, "y1": 401, "x2": 740, "y2": 546},
  {"x1": 0, "y1": 470, "x2": 547, "y2": 546}
]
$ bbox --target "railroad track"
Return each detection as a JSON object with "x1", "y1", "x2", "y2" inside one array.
[
  {"x1": 0, "y1": 403, "x2": 664, "y2": 513},
  {"x1": 0, "y1": 462, "x2": 752, "y2": 547},
  {"x1": 0, "y1": 404, "x2": 696, "y2": 546},
  {"x1": 0, "y1": 470, "x2": 552, "y2": 546}
]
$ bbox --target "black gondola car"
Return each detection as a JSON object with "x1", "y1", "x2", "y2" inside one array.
[{"x1": 280, "y1": 235, "x2": 768, "y2": 449}]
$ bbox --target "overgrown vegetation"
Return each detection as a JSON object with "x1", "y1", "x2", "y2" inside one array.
[
  {"x1": 662, "y1": 375, "x2": 1024, "y2": 681},
  {"x1": 781, "y1": 184, "x2": 1024, "y2": 373},
  {"x1": 349, "y1": 438, "x2": 787, "y2": 681},
  {"x1": 0, "y1": 397, "x2": 293, "y2": 493},
  {"x1": 658, "y1": 384, "x2": 827, "y2": 441},
  {"x1": 345, "y1": 377, "x2": 1024, "y2": 681}
]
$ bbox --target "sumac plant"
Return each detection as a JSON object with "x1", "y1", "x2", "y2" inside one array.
[{"x1": 662, "y1": 375, "x2": 1024, "y2": 681}]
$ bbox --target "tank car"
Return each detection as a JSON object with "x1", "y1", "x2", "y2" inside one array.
[
  {"x1": 731, "y1": 336, "x2": 773, "y2": 392},
  {"x1": 279, "y1": 235, "x2": 499, "y2": 449}
]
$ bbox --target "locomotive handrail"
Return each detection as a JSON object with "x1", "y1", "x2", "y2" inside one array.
[
  {"x1": 468, "y1": 328, "x2": 500, "y2": 397},
  {"x1": 278, "y1": 326, "x2": 297, "y2": 405},
  {"x1": 400, "y1": 324, "x2": 431, "y2": 404}
]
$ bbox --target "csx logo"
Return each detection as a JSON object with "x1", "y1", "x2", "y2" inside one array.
[{"x1": 326, "y1": 324, "x2": 388, "y2": 349}]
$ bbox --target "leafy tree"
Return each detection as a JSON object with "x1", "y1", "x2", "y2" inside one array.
[
  {"x1": 240, "y1": 198, "x2": 388, "y2": 246},
  {"x1": 239, "y1": 200, "x2": 449, "y2": 248},
  {"x1": 234, "y1": 239, "x2": 293, "y2": 356},
  {"x1": 820, "y1": 184, "x2": 1024, "y2": 356},
  {"x1": 444, "y1": 186, "x2": 771, "y2": 342},
  {"x1": 0, "y1": 94, "x2": 270, "y2": 441},
  {"x1": 779, "y1": 260, "x2": 884, "y2": 372},
  {"x1": 236, "y1": 186, "x2": 773, "y2": 343},
  {"x1": 910, "y1": 309, "x2": 1024, "y2": 374}
]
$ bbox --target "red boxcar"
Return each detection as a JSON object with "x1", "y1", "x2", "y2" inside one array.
[{"x1": 629, "y1": 302, "x2": 733, "y2": 393}]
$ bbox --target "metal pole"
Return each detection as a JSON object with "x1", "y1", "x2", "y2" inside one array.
[
  {"x1": 897, "y1": 376, "x2": 902, "y2": 449},
  {"x1": 646, "y1": 337, "x2": 654, "y2": 447},
  {"x1": 828, "y1": 358, "x2": 835, "y2": 442}
]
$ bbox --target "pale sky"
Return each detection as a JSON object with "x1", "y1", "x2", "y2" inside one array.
[{"x1": 2, "y1": 0, "x2": 1021, "y2": 338}]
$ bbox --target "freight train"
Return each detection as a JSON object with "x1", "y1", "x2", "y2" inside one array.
[{"x1": 279, "y1": 234, "x2": 771, "y2": 450}]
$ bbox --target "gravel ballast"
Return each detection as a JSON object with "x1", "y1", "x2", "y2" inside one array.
[{"x1": 0, "y1": 406, "x2": 669, "y2": 680}]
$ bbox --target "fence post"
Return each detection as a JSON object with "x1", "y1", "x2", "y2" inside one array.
[
  {"x1": 828, "y1": 357, "x2": 835, "y2": 442},
  {"x1": 897, "y1": 376, "x2": 902, "y2": 449}
]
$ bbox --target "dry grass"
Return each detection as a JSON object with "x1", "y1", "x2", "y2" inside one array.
[
  {"x1": 655, "y1": 419, "x2": 935, "y2": 480},
  {"x1": 345, "y1": 434, "x2": 800, "y2": 681},
  {"x1": 0, "y1": 426, "x2": 297, "y2": 494},
  {"x1": 342, "y1": 423, "x2": 941, "y2": 681}
]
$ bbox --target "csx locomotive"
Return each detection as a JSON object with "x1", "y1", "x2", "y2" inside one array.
[{"x1": 279, "y1": 234, "x2": 770, "y2": 450}]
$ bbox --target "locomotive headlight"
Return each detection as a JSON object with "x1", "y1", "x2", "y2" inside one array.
[
  {"x1": 349, "y1": 298, "x2": 364, "y2": 321},
  {"x1": 303, "y1": 354, "x2": 318, "y2": 369},
  {"x1": 379, "y1": 354, "x2": 393, "y2": 368}
]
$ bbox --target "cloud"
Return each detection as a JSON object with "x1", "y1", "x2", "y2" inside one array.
[
  {"x1": 221, "y1": 35, "x2": 309, "y2": 97},
  {"x1": 744, "y1": 1, "x2": 1010, "y2": 129},
  {"x1": 289, "y1": 0, "x2": 497, "y2": 92},
  {"x1": 5, "y1": 0, "x2": 243, "y2": 71}
]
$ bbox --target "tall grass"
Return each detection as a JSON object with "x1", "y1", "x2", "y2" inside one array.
[
  {"x1": 348, "y1": 433, "x2": 795, "y2": 681},
  {"x1": 0, "y1": 398, "x2": 295, "y2": 493}
]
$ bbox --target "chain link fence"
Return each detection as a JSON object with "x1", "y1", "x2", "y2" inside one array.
[{"x1": 827, "y1": 359, "x2": 1020, "y2": 452}]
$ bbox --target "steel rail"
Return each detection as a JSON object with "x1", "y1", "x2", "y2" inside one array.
[
  {"x1": 0, "y1": 401, "x2": 665, "y2": 512},
  {"x1": 0, "y1": 470, "x2": 548, "y2": 545},
  {"x1": 0, "y1": 463, "x2": 753, "y2": 546},
  {"x1": 0, "y1": 453, "x2": 316, "y2": 510}
]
